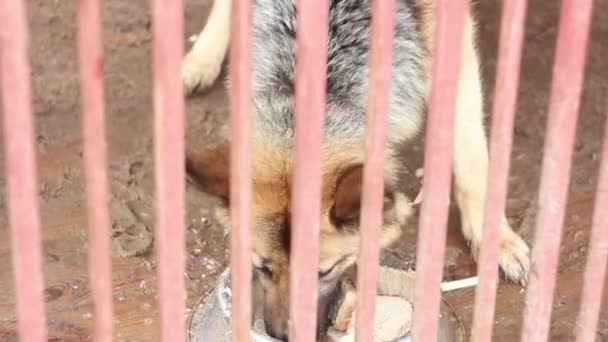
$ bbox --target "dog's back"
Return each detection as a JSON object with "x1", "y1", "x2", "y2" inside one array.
[{"x1": 250, "y1": 0, "x2": 428, "y2": 157}]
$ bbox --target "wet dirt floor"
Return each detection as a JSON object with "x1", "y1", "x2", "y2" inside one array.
[{"x1": 0, "y1": 0, "x2": 607, "y2": 341}]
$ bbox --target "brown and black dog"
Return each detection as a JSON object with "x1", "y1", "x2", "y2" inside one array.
[{"x1": 183, "y1": 0, "x2": 530, "y2": 339}]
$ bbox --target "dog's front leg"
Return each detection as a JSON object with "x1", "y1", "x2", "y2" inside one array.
[
  {"x1": 452, "y1": 16, "x2": 530, "y2": 283},
  {"x1": 182, "y1": 0, "x2": 232, "y2": 93}
]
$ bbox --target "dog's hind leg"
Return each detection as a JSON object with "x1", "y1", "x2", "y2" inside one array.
[{"x1": 182, "y1": 0, "x2": 231, "y2": 93}]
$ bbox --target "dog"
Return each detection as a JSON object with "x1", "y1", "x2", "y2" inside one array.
[{"x1": 183, "y1": 0, "x2": 530, "y2": 339}]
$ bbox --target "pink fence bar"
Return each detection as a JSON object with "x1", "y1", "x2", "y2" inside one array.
[
  {"x1": 521, "y1": 0, "x2": 593, "y2": 340},
  {"x1": 411, "y1": 1, "x2": 468, "y2": 341},
  {"x1": 150, "y1": 0, "x2": 187, "y2": 340},
  {"x1": 471, "y1": 1, "x2": 527, "y2": 341},
  {"x1": 289, "y1": 0, "x2": 329, "y2": 341},
  {"x1": 0, "y1": 0, "x2": 47, "y2": 341},
  {"x1": 76, "y1": 0, "x2": 113, "y2": 340},
  {"x1": 574, "y1": 103, "x2": 608, "y2": 342},
  {"x1": 353, "y1": 0, "x2": 396, "y2": 341},
  {"x1": 228, "y1": 0, "x2": 254, "y2": 341}
]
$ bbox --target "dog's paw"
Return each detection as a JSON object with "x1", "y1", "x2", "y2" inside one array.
[
  {"x1": 181, "y1": 50, "x2": 222, "y2": 94},
  {"x1": 496, "y1": 228, "x2": 530, "y2": 285},
  {"x1": 471, "y1": 223, "x2": 530, "y2": 285}
]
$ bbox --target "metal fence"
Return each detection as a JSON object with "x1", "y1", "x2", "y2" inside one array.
[{"x1": 0, "y1": 0, "x2": 605, "y2": 341}]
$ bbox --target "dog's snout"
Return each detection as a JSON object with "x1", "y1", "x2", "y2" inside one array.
[{"x1": 264, "y1": 314, "x2": 288, "y2": 341}]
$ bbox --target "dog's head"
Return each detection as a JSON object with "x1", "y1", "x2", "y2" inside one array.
[{"x1": 187, "y1": 142, "x2": 411, "y2": 340}]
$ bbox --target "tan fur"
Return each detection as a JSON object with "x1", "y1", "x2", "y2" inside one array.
[
  {"x1": 185, "y1": 0, "x2": 531, "y2": 338},
  {"x1": 186, "y1": 143, "x2": 230, "y2": 198},
  {"x1": 187, "y1": 140, "x2": 410, "y2": 337}
]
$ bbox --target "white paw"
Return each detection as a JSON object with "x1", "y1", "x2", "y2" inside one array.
[
  {"x1": 496, "y1": 227, "x2": 530, "y2": 284},
  {"x1": 181, "y1": 51, "x2": 222, "y2": 94},
  {"x1": 471, "y1": 222, "x2": 531, "y2": 285}
]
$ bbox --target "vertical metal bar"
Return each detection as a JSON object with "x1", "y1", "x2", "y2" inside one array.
[
  {"x1": 290, "y1": 0, "x2": 329, "y2": 341},
  {"x1": 0, "y1": 0, "x2": 47, "y2": 341},
  {"x1": 411, "y1": 1, "x2": 468, "y2": 341},
  {"x1": 228, "y1": 0, "x2": 253, "y2": 341},
  {"x1": 76, "y1": 0, "x2": 113, "y2": 341},
  {"x1": 471, "y1": 1, "x2": 527, "y2": 341},
  {"x1": 574, "y1": 103, "x2": 608, "y2": 342},
  {"x1": 354, "y1": 0, "x2": 396, "y2": 341},
  {"x1": 520, "y1": 0, "x2": 593, "y2": 340},
  {"x1": 150, "y1": 0, "x2": 186, "y2": 340}
]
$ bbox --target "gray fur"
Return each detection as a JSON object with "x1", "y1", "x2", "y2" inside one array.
[{"x1": 247, "y1": 0, "x2": 428, "y2": 153}]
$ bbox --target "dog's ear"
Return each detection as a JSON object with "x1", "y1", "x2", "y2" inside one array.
[
  {"x1": 332, "y1": 165, "x2": 364, "y2": 224},
  {"x1": 186, "y1": 143, "x2": 230, "y2": 201},
  {"x1": 331, "y1": 165, "x2": 394, "y2": 228}
]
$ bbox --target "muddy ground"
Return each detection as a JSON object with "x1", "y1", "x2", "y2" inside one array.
[{"x1": 0, "y1": 0, "x2": 607, "y2": 341}]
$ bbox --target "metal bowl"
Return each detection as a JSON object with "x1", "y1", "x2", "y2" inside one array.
[
  {"x1": 187, "y1": 269, "x2": 279, "y2": 342},
  {"x1": 187, "y1": 269, "x2": 465, "y2": 342}
]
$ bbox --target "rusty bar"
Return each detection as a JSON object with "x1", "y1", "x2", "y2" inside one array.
[
  {"x1": 574, "y1": 103, "x2": 608, "y2": 342},
  {"x1": 76, "y1": 0, "x2": 113, "y2": 341},
  {"x1": 289, "y1": 0, "x2": 329, "y2": 341},
  {"x1": 471, "y1": 1, "x2": 527, "y2": 341},
  {"x1": 0, "y1": 0, "x2": 47, "y2": 340},
  {"x1": 411, "y1": 1, "x2": 468, "y2": 341},
  {"x1": 150, "y1": 0, "x2": 186, "y2": 340},
  {"x1": 228, "y1": 0, "x2": 254, "y2": 341},
  {"x1": 520, "y1": 0, "x2": 593, "y2": 340},
  {"x1": 354, "y1": 0, "x2": 396, "y2": 341}
]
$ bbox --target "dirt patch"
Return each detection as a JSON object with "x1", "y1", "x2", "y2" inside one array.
[{"x1": 107, "y1": 146, "x2": 156, "y2": 257}]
